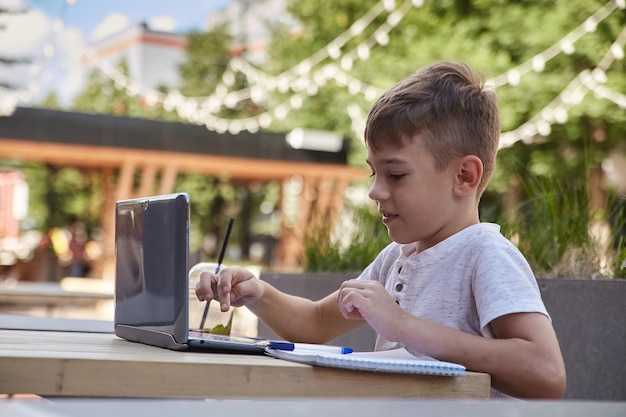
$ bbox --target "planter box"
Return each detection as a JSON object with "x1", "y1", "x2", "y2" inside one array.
[
  {"x1": 538, "y1": 278, "x2": 626, "y2": 401},
  {"x1": 259, "y1": 273, "x2": 376, "y2": 351},
  {"x1": 259, "y1": 272, "x2": 626, "y2": 401}
]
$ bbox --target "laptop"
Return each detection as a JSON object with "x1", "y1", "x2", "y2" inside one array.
[{"x1": 114, "y1": 192, "x2": 265, "y2": 354}]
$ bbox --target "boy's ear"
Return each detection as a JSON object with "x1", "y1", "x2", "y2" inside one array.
[{"x1": 454, "y1": 155, "x2": 483, "y2": 196}]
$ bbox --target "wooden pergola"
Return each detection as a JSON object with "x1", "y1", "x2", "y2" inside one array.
[{"x1": 0, "y1": 107, "x2": 366, "y2": 279}]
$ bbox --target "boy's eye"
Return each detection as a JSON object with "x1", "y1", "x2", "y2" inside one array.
[{"x1": 367, "y1": 170, "x2": 405, "y2": 180}]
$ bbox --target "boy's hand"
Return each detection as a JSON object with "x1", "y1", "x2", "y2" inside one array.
[
  {"x1": 195, "y1": 266, "x2": 263, "y2": 311},
  {"x1": 337, "y1": 279, "x2": 405, "y2": 341}
]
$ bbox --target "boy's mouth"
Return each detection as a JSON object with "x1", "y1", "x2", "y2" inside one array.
[{"x1": 380, "y1": 211, "x2": 397, "y2": 224}]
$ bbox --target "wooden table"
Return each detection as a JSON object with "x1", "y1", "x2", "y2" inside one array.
[{"x1": 0, "y1": 329, "x2": 491, "y2": 399}]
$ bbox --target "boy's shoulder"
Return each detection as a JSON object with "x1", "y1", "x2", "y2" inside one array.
[
  {"x1": 374, "y1": 223, "x2": 518, "y2": 263},
  {"x1": 454, "y1": 223, "x2": 519, "y2": 252},
  {"x1": 457, "y1": 223, "x2": 531, "y2": 269}
]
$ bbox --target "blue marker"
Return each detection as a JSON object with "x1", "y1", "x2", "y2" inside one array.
[
  {"x1": 266, "y1": 341, "x2": 296, "y2": 351},
  {"x1": 266, "y1": 341, "x2": 353, "y2": 354}
]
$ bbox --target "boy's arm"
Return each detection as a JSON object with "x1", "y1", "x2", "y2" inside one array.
[
  {"x1": 338, "y1": 279, "x2": 566, "y2": 399},
  {"x1": 248, "y1": 282, "x2": 363, "y2": 343},
  {"x1": 196, "y1": 266, "x2": 363, "y2": 343},
  {"x1": 486, "y1": 312, "x2": 566, "y2": 398},
  {"x1": 397, "y1": 311, "x2": 565, "y2": 398}
]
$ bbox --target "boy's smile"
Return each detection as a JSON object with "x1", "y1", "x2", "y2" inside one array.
[{"x1": 381, "y1": 211, "x2": 397, "y2": 225}]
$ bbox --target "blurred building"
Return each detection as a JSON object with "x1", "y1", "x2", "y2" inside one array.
[
  {"x1": 80, "y1": 1, "x2": 298, "y2": 87},
  {"x1": 81, "y1": 22, "x2": 187, "y2": 91}
]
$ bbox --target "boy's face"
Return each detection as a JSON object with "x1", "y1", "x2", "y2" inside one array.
[{"x1": 366, "y1": 138, "x2": 463, "y2": 250}]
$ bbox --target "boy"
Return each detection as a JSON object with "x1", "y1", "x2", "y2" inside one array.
[{"x1": 196, "y1": 61, "x2": 566, "y2": 399}]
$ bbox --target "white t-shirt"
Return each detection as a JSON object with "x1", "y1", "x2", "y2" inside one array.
[{"x1": 356, "y1": 222, "x2": 548, "y2": 398}]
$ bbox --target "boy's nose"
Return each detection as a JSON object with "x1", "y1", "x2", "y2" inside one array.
[{"x1": 368, "y1": 180, "x2": 387, "y2": 201}]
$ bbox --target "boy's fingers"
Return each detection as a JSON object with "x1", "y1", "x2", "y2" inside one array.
[
  {"x1": 216, "y1": 270, "x2": 232, "y2": 311},
  {"x1": 195, "y1": 271, "x2": 216, "y2": 301}
]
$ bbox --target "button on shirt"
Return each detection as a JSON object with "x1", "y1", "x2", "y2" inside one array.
[{"x1": 392, "y1": 267, "x2": 406, "y2": 305}]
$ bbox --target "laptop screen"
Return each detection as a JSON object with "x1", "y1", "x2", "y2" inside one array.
[{"x1": 114, "y1": 193, "x2": 190, "y2": 344}]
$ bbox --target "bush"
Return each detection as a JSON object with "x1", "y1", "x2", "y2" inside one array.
[
  {"x1": 499, "y1": 176, "x2": 626, "y2": 279},
  {"x1": 304, "y1": 202, "x2": 390, "y2": 272}
]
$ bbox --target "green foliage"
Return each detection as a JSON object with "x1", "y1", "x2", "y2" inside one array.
[
  {"x1": 0, "y1": 161, "x2": 101, "y2": 233},
  {"x1": 35, "y1": 92, "x2": 63, "y2": 110},
  {"x1": 179, "y1": 25, "x2": 233, "y2": 97},
  {"x1": 266, "y1": 0, "x2": 626, "y2": 184},
  {"x1": 304, "y1": 201, "x2": 390, "y2": 272},
  {"x1": 502, "y1": 176, "x2": 589, "y2": 274},
  {"x1": 274, "y1": 0, "x2": 626, "y2": 277},
  {"x1": 265, "y1": 0, "x2": 383, "y2": 142},
  {"x1": 499, "y1": 175, "x2": 626, "y2": 278},
  {"x1": 607, "y1": 200, "x2": 626, "y2": 278},
  {"x1": 0, "y1": 161, "x2": 48, "y2": 230},
  {"x1": 616, "y1": 239, "x2": 626, "y2": 278},
  {"x1": 179, "y1": 25, "x2": 259, "y2": 119},
  {"x1": 72, "y1": 59, "x2": 181, "y2": 121},
  {"x1": 174, "y1": 174, "x2": 236, "y2": 255}
]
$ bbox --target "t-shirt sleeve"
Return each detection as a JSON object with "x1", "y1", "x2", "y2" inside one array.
[{"x1": 472, "y1": 240, "x2": 549, "y2": 334}]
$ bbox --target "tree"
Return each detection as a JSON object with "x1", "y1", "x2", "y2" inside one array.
[
  {"x1": 177, "y1": 25, "x2": 282, "y2": 262},
  {"x1": 35, "y1": 92, "x2": 62, "y2": 110},
  {"x1": 257, "y1": 0, "x2": 625, "y2": 275},
  {"x1": 179, "y1": 24, "x2": 234, "y2": 97},
  {"x1": 73, "y1": 59, "x2": 180, "y2": 121}
]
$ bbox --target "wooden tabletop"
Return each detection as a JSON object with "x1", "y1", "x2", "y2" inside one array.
[{"x1": 0, "y1": 329, "x2": 491, "y2": 399}]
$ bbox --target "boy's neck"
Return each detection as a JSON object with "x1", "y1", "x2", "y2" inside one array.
[{"x1": 414, "y1": 209, "x2": 480, "y2": 254}]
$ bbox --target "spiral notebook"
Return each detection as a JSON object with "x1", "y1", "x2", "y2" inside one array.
[{"x1": 265, "y1": 346, "x2": 466, "y2": 376}]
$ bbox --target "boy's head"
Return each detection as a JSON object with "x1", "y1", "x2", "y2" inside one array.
[{"x1": 364, "y1": 61, "x2": 500, "y2": 198}]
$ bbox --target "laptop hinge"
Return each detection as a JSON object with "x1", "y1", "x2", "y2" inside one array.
[{"x1": 115, "y1": 325, "x2": 188, "y2": 351}]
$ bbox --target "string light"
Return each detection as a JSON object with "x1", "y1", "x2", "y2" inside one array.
[
  {"x1": 487, "y1": 0, "x2": 621, "y2": 86},
  {"x1": 124, "y1": 0, "x2": 415, "y2": 132},
  {"x1": 2, "y1": 0, "x2": 624, "y2": 148},
  {"x1": 83, "y1": 0, "x2": 620, "y2": 137},
  {"x1": 498, "y1": 26, "x2": 626, "y2": 149},
  {"x1": 531, "y1": 56, "x2": 545, "y2": 72}
]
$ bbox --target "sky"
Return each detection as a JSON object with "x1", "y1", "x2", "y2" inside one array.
[{"x1": 0, "y1": 0, "x2": 229, "y2": 105}]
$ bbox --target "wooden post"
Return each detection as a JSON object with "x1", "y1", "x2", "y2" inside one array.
[
  {"x1": 116, "y1": 161, "x2": 135, "y2": 201},
  {"x1": 159, "y1": 163, "x2": 178, "y2": 195},
  {"x1": 98, "y1": 168, "x2": 117, "y2": 281},
  {"x1": 137, "y1": 164, "x2": 157, "y2": 198}
]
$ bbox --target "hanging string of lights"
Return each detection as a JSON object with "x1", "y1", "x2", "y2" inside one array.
[
  {"x1": 498, "y1": 26, "x2": 626, "y2": 149},
  {"x1": 2, "y1": 0, "x2": 624, "y2": 148},
  {"x1": 156, "y1": 0, "x2": 626, "y2": 139},
  {"x1": 580, "y1": 74, "x2": 626, "y2": 108},
  {"x1": 490, "y1": 0, "x2": 624, "y2": 87},
  {"x1": 81, "y1": 0, "x2": 416, "y2": 134},
  {"x1": 218, "y1": 0, "x2": 623, "y2": 109}
]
